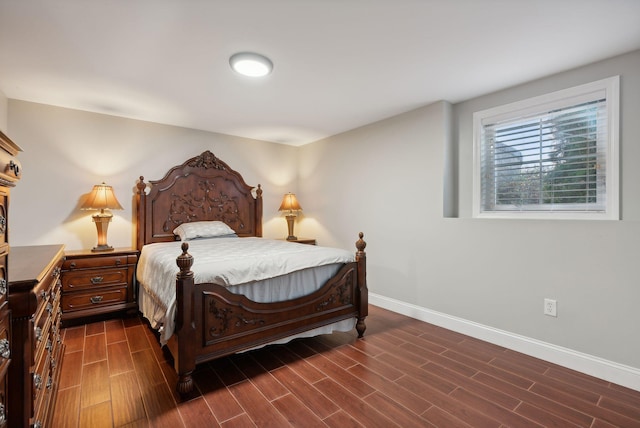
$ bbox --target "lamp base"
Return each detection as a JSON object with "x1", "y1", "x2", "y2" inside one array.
[
  {"x1": 91, "y1": 244, "x2": 114, "y2": 252},
  {"x1": 285, "y1": 214, "x2": 297, "y2": 241},
  {"x1": 92, "y1": 212, "x2": 114, "y2": 252}
]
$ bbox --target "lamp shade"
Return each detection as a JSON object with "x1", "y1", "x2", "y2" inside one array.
[
  {"x1": 80, "y1": 183, "x2": 123, "y2": 211},
  {"x1": 278, "y1": 193, "x2": 302, "y2": 212}
]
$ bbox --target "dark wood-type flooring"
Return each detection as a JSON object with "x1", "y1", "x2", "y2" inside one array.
[{"x1": 53, "y1": 305, "x2": 640, "y2": 427}]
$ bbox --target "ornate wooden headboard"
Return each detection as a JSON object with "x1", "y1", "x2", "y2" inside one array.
[{"x1": 135, "y1": 150, "x2": 263, "y2": 249}]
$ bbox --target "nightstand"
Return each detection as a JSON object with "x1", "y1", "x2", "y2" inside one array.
[
  {"x1": 282, "y1": 237, "x2": 316, "y2": 245},
  {"x1": 60, "y1": 248, "x2": 138, "y2": 325}
]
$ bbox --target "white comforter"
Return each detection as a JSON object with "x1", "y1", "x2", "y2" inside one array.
[{"x1": 137, "y1": 237, "x2": 356, "y2": 343}]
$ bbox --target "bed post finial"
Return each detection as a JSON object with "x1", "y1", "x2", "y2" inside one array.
[
  {"x1": 136, "y1": 176, "x2": 145, "y2": 193},
  {"x1": 356, "y1": 232, "x2": 366, "y2": 255},
  {"x1": 176, "y1": 242, "x2": 194, "y2": 275},
  {"x1": 355, "y1": 232, "x2": 368, "y2": 338}
]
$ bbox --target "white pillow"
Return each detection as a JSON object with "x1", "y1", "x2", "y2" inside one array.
[{"x1": 173, "y1": 221, "x2": 236, "y2": 241}]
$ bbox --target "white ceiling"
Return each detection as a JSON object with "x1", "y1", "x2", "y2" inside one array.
[{"x1": 1, "y1": 0, "x2": 639, "y2": 146}]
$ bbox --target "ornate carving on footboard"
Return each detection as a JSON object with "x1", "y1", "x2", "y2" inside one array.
[
  {"x1": 207, "y1": 302, "x2": 266, "y2": 337},
  {"x1": 316, "y1": 271, "x2": 354, "y2": 310},
  {"x1": 198, "y1": 263, "x2": 359, "y2": 352}
]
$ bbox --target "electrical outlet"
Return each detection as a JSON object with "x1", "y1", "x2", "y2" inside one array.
[{"x1": 544, "y1": 298, "x2": 557, "y2": 317}]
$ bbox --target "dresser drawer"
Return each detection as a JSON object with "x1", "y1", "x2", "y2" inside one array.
[
  {"x1": 32, "y1": 349, "x2": 50, "y2": 410},
  {"x1": 0, "y1": 370, "x2": 7, "y2": 427},
  {"x1": 0, "y1": 302, "x2": 10, "y2": 377},
  {"x1": 0, "y1": 256, "x2": 6, "y2": 307},
  {"x1": 0, "y1": 302, "x2": 9, "y2": 349},
  {"x1": 0, "y1": 187, "x2": 8, "y2": 248},
  {"x1": 62, "y1": 254, "x2": 136, "y2": 270},
  {"x1": 32, "y1": 307, "x2": 52, "y2": 367},
  {"x1": 61, "y1": 267, "x2": 129, "y2": 292},
  {"x1": 62, "y1": 286, "x2": 128, "y2": 313}
]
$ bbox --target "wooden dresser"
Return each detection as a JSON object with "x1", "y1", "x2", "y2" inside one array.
[
  {"x1": 0, "y1": 130, "x2": 22, "y2": 427},
  {"x1": 8, "y1": 245, "x2": 65, "y2": 428}
]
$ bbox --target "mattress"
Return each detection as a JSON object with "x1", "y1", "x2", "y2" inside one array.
[{"x1": 137, "y1": 237, "x2": 356, "y2": 345}]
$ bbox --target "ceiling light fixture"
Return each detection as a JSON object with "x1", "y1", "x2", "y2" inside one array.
[{"x1": 229, "y1": 52, "x2": 273, "y2": 77}]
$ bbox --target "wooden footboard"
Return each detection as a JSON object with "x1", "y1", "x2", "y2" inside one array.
[{"x1": 170, "y1": 233, "x2": 368, "y2": 395}]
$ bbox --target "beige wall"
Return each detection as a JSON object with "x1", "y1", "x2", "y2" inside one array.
[{"x1": 7, "y1": 101, "x2": 299, "y2": 250}]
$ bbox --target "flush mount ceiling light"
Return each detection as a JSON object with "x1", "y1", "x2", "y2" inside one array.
[{"x1": 229, "y1": 52, "x2": 273, "y2": 77}]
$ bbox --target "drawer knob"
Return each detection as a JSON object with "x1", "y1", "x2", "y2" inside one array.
[
  {"x1": 0, "y1": 403, "x2": 4, "y2": 423},
  {"x1": 35, "y1": 326, "x2": 42, "y2": 342},
  {"x1": 90, "y1": 295, "x2": 104, "y2": 304},
  {"x1": 0, "y1": 338, "x2": 9, "y2": 359},
  {"x1": 34, "y1": 373, "x2": 42, "y2": 390},
  {"x1": 0, "y1": 278, "x2": 5, "y2": 296},
  {"x1": 69, "y1": 262, "x2": 77, "y2": 269},
  {"x1": 0, "y1": 216, "x2": 4, "y2": 235},
  {"x1": 90, "y1": 276, "x2": 104, "y2": 284}
]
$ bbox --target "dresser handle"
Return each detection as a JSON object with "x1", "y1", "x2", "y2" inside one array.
[
  {"x1": 0, "y1": 278, "x2": 5, "y2": 296},
  {"x1": 0, "y1": 338, "x2": 9, "y2": 359},
  {"x1": 90, "y1": 276, "x2": 104, "y2": 284},
  {"x1": 0, "y1": 403, "x2": 5, "y2": 423},
  {"x1": 34, "y1": 373, "x2": 42, "y2": 390},
  {"x1": 0, "y1": 215, "x2": 5, "y2": 235},
  {"x1": 8, "y1": 160, "x2": 20, "y2": 177},
  {"x1": 69, "y1": 262, "x2": 77, "y2": 269},
  {"x1": 90, "y1": 295, "x2": 103, "y2": 304},
  {"x1": 35, "y1": 326, "x2": 42, "y2": 342}
]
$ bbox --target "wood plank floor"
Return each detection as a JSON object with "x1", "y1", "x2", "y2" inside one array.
[{"x1": 54, "y1": 305, "x2": 640, "y2": 427}]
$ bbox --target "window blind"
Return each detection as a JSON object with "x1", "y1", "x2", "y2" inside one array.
[{"x1": 480, "y1": 98, "x2": 607, "y2": 213}]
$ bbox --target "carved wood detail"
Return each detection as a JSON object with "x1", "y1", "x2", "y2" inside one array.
[{"x1": 162, "y1": 179, "x2": 245, "y2": 232}]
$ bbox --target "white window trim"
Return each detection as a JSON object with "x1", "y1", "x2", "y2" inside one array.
[{"x1": 472, "y1": 76, "x2": 620, "y2": 220}]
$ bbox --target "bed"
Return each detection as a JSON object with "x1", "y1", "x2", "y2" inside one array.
[{"x1": 134, "y1": 150, "x2": 368, "y2": 394}]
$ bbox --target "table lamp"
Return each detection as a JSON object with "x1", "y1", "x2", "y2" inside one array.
[
  {"x1": 278, "y1": 193, "x2": 302, "y2": 240},
  {"x1": 81, "y1": 182, "x2": 123, "y2": 252}
]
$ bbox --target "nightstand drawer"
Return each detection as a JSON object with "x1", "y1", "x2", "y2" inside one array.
[
  {"x1": 62, "y1": 254, "x2": 136, "y2": 270},
  {"x1": 61, "y1": 267, "x2": 128, "y2": 291},
  {"x1": 62, "y1": 285, "x2": 128, "y2": 313}
]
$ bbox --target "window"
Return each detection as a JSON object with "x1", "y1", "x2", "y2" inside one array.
[{"x1": 473, "y1": 76, "x2": 619, "y2": 220}]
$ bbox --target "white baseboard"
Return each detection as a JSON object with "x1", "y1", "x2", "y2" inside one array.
[{"x1": 369, "y1": 293, "x2": 640, "y2": 392}]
